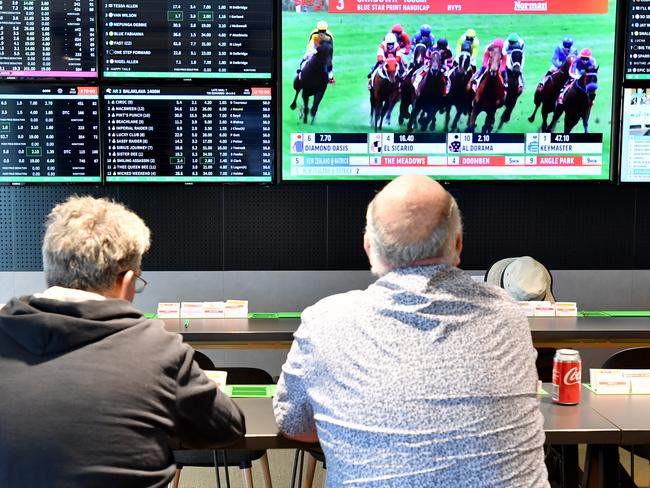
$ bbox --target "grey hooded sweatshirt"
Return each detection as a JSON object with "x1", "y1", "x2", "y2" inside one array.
[{"x1": 0, "y1": 294, "x2": 245, "y2": 488}]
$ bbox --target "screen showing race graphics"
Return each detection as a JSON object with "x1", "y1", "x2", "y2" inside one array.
[
  {"x1": 0, "y1": 85, "x2": 101, "y2": 183},
  {"x1": 103, "y1": 85, "x2": 273, "y2": 182},
  {"x1": 620, "y1": 88, "x2": 650, "y2": 181},
  {"x1": 0, "y1": 0, "x2": 97, "y2": 78},
  {"x1": 102, "y1": 0, "x2": 272, "y2": 79},
  {"x1": 281, "y1": 0, "x2": 617, "y2": 180}
]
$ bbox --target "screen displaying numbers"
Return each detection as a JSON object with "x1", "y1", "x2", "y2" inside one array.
[
  {"x1": 0, "y1": 85, "x2": 100, "y2": 182},
  {"x1": 0, "y1": 0, "x2": 97, "y2": 78},
  {"x1": 104, "y1": 85, "x2": 272, "y2": 182},
  {"x1": 102, "y1": 0, "x2": 272, "y2": 79}
]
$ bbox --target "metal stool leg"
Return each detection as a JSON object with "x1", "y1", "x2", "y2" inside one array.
[
  {"x1": 213, "y1": 450, "x2": 222, "y2": 488},
  {"x1": 221, "y1": 451, "x2": 231, "y2": 488},
  {"x1": 290, "y1": 449, "x2": 306, "y2": 488}
]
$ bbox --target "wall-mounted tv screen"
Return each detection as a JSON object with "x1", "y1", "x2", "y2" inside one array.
[
  {"x1": 101, "y1": 0, "x2": 272, "y2": 79},
  {"x1": 0, "y1": 0, "x2": 97, "y2": 78},
  {"x1": 624, "y1": 0, "x2": 649, "y2": 80},
  {"x1": 281, "y1": 0, "x2": 617, "y2": 181},
  {"x1": 620, "y1": 88, "x2": 650, "y2": 181},
  {"x1": 0, "y1": 85, "x2": 100, "y2": 184},
  {"x1": 103, "y1": 85, "x2": 273, "y2": 183}
]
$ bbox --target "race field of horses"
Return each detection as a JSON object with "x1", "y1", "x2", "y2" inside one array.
[{"x1": 281, "y1": 3, "x2": 616, "y2": 163}]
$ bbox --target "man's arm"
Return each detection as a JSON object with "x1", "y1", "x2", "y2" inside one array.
[
  {"x1": 282, "y1": 428, "x2": 319, "y2": 443},
  {"x1": 173, "y1": 347, "x2": 246, "y2": 448},
  {"x1": 273, "y1": 326, "x2": 318, "y2": 442}
]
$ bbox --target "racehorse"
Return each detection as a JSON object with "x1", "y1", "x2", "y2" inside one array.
[
  {"x1": 497, "y1": 48, "x2": 524, "y2": 130},
  {"x1": 548, "y1": 68, "x2": 598, "y2": 133},
  {"x1": 370, "y1": 56, "x2": 400, "y2": 131},
  {"x1": 290, "y1": 41, "x2": 333, "y2": 124},
  {"x1": 444, "y1": 51, "x2": 473, "y2": 132},
  {"x1": 527, "y1": 55, "x2": 574, "y2": 131},
  {"x1": 407, "y1": 50, "x2": 446, "y2": 132},
  {"x1": 467, "y1": 47, "x2": 505, "y2": 133},
  {"x1": 399, "y1": 43, "x2": 428, "y2": 125}
]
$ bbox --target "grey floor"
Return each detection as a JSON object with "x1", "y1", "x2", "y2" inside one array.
[
  {"x1": 175, "y1": 448, "x2": 649, "y2": 488},
  {"x1": 176, "y1": 449, "x2": 325, "y2": 488}
]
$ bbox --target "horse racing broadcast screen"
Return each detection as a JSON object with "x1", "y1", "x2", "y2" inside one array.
[{"x1": 280, "y1": 0, "x2": 618, "y2": 181}]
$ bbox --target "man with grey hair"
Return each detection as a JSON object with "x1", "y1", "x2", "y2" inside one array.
[
  {"x1": 0, "y1": 196, "x2": 245, "y2": 488},
  {"x1": 274, "y1": 175, "x2": 548, "y2": 487}
]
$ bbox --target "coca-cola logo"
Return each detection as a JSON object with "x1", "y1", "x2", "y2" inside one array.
[{"x1": 564, "y1": 367, "x2": 581, "y2": 385}]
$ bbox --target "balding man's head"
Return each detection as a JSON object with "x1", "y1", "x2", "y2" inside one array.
[{"x1": 364, "y1": 175, "x2": 462, "y2": 276}]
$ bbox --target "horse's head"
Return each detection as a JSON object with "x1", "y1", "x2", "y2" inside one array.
[
  {"x1": 429, "y1": 50, "x2": 441, "y2": 74},
  {"x1": 488, "y1": 48, "x2": 502, "y2": 76},
  {"x1": 414, "y1": 43, "x2": 427, "y2": 67},
  {"x1": 458, "y1": 51, "x2": 470, "y2": 75},
  {"x1": 560, "y1": 54, "x2": 575, "y2": 74},
  {"x1": 384, "y1": 55, "x2": 398, "y2": 82},
  {"x1": 583, "y1": 71, "x2": 598, "y2": 101},
  {"x1": 316, "y1": 40, "x2": 333, "y2": 65},
  {"x1": 509, "y1": 49, "x2": 522, "y2": 75}
]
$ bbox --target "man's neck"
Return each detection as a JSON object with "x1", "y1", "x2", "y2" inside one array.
[
  {"x1": 34, "y1": 286, "x2": 107, "y2": 302},
  {"x1": 410, "y1": 257, "x2": 449, "y2": 267}
]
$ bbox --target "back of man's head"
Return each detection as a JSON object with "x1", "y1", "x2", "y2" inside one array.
[
  {"x1": 43, "y1": 196, "x2": 151, "y2": 293},
  {"x1": 364, "y1": 175, "x2": 462, "y2": 276}
]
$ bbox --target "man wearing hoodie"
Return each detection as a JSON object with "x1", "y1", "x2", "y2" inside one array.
[{"x1": 0, "y1": 196, "x2": 245, "y2": 488}]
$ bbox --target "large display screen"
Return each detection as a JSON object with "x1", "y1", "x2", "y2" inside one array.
[
  {"x1": 101, "y1": 0, "x2": 272, "y2": 79},
  {"x1": 625, "y1": 0, "x2": 649, "y2": 80},
  {"x1": 103, "y1": 85, "x2": 273, "y2": 183},
  {"x1": 620, "y1": 88, "x2": 650, "y2": 181},
  {"x1": 0, "y1": 85, "x2": 100, "y2": 183},
  {"x1": 281, "y1": 0, "x2": 617, "y2": 181},
  {"x1": 0, "y1": 0, "x2": 97, "y2": 78}
]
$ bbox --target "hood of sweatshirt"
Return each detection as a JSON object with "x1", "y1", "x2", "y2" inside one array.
[{"x1": 0, "y1": 295, "x2": 144, "y2": 356}]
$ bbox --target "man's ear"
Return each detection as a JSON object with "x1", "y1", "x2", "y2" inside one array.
[
  {"x1": 363, "y1": 234, "x2": 372, "y2": 260},
  {"x1": 117, "y1": 270, "x2": 136, "y2": 301},
  {"x1": 454, "y1": 232, "x2": 463, "y2": 267}
]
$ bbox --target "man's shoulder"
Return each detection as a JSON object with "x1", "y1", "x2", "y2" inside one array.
[{"x1": 301, "y1": 289, "x2": 367, "y2": 325}]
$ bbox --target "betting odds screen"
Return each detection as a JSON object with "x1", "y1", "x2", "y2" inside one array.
[
  {"x1": 101, "y1": 0, "x2": 272, "y2": 79},
  {"x1": 0, "y1": 85, "x2": 101, "y2": 183},
  {"x1": 103, "y1": 85, "x2": 273, "y2": 182},
  {"x1": 626, "y1": 0, "x2": 650, "y2": 80},
  {"x1": 281, "y1": 0, "x2": 617, "y2": 181},
  {"x1": 0, "y1": 0, "x2": 97, "y2": 78}
]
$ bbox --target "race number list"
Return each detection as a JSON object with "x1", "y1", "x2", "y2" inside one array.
[
  {"x1": 102, "y1": 0, "x2": 272, "y2": 78},
  {"x1": 0, "y1": 0, "x2": 97, "y2": 78},
  {"x1": 627, "y1": 0, "x2": 650, "y2": 79},
  {"x1": 0, "y1": 86, "x2": 100, "y2": 183},
  {"x1": 104, "y1": 86, "x2": 273, "y2": 182}
]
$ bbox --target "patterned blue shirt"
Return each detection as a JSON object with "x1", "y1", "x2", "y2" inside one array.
[{"x1": 274, "y1": 265, "x2": 549, "y2": 487}]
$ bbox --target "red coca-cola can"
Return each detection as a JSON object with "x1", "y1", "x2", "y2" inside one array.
[{"x1": 552, "y1": 349, "x2": 582, "y2": 405}]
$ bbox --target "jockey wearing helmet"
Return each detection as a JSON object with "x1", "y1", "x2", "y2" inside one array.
[
  {"x1": 456, "y1": 28, "x2": 480, "y2": 66},
  {"x1": 472, "y1": 37, "x2": 507, "y2": 84},
  {"x1": 505, "y1": 33, "x2": 525, "y2": 65},
  {"x1": 302, "y1": 20, "x2": 335, "y2": 82},
  {"x1": 569, "y1": 47, "x2": 597, "y2": 80},
  {"x1": 550, "y1": 35, "x2": 578, "y2": 72},
  {"x1": 411, "y1": 24, "x2": 435, "y2": 51},
  {"x1": 368, "y1": 32, "x2": 402, "y2": 80},
  {"x1": 391, "y1": 23, "x2": 411, "y2": 55},
  {"x1": 433, "y1": 37, "x2": 454, "y2": 72},
  {"x1": 505, "y1": 32, "x2": 525, "y2": 87}
]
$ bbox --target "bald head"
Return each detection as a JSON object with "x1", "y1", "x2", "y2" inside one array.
[{"x1": 365, "y1": 175, "x2": 462, "y2": 275}]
